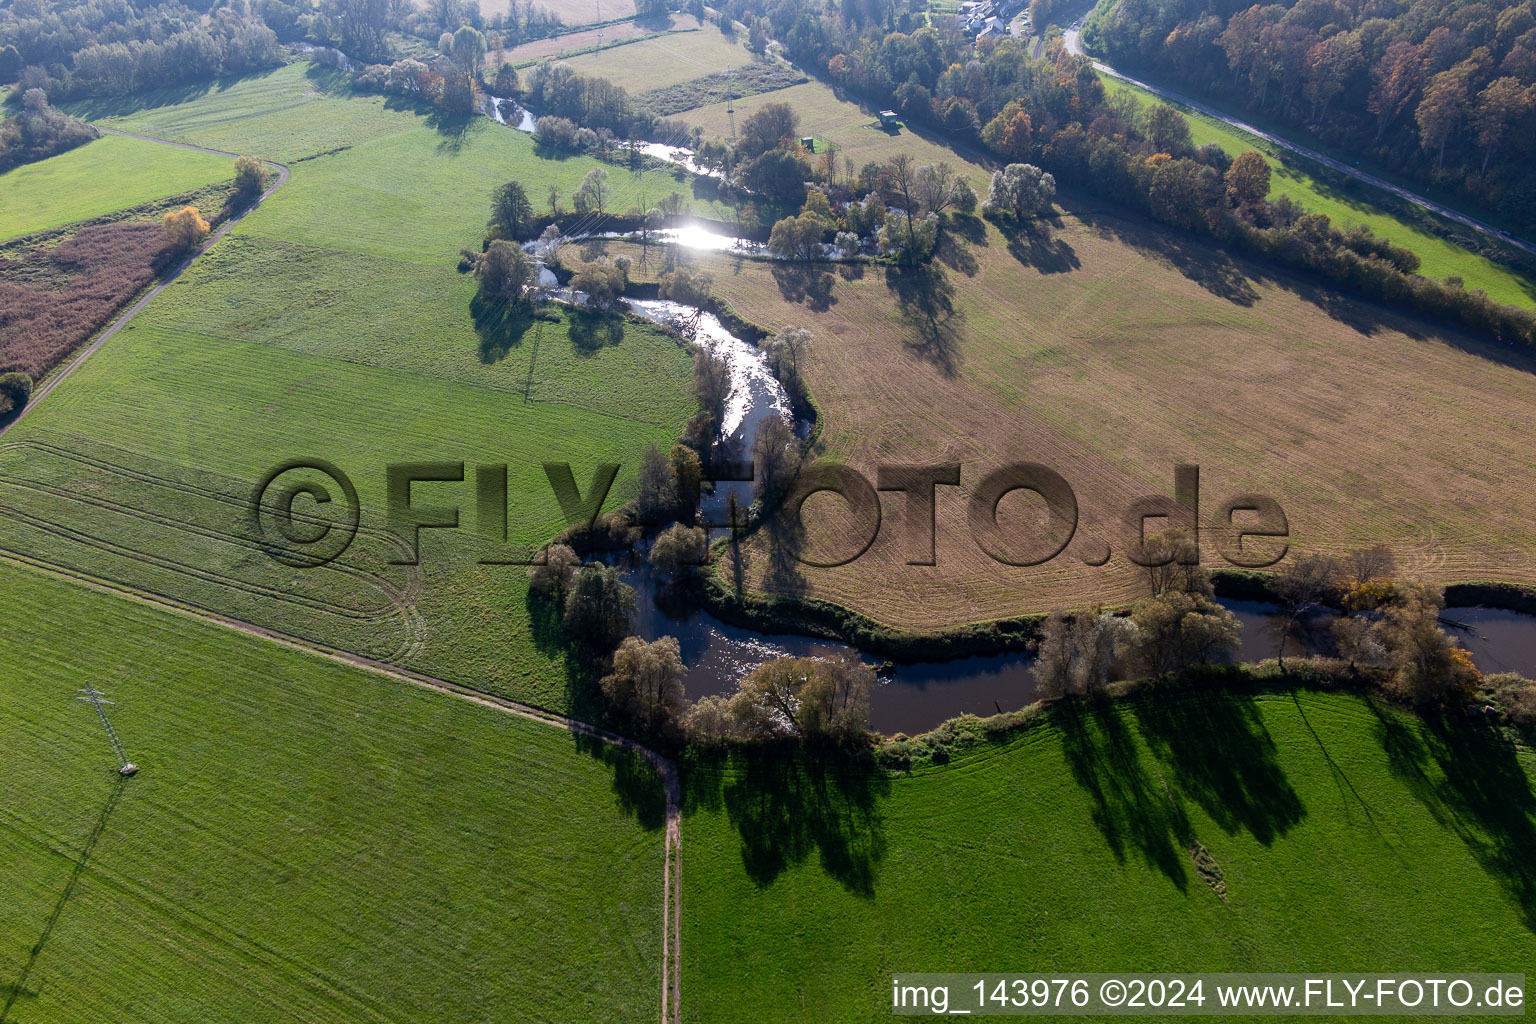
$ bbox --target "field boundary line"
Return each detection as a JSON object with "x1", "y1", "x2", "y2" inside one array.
[
  {"x1": 0, "y1": 130, "x2": 290, "y2": 441},
  {"x1": 0, "y1": 547, "x2": 683, "y2": 1024}
]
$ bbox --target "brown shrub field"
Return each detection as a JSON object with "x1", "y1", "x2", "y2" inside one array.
[{"x1": 0, "y1": 220, "x2": 177, "y2": 380}]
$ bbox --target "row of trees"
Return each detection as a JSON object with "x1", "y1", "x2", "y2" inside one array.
[
  {"x1": 0, "y1": 88, "x2": 96, "y2": 173},
  {"x1": 1082, "y1": 0, "x2": 1536, "y2": 231}
]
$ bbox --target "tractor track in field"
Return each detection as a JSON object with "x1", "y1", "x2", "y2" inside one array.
[{"x1": 0, "y1": 127, "x2": 685, "y2": 1024}]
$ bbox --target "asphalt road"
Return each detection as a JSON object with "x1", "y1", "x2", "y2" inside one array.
[{"x1": 1062, "y1": 19, "x2": 1536, "y2": 258}]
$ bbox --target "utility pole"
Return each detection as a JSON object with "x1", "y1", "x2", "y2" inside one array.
[{"x1": 76, "y1": 686, "x2": 137, "y2": 775}]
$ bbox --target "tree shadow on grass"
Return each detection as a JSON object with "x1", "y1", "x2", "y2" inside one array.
[
  {"x1": 770, "y1": 263, "x2": 837, "y2": 311},
  {"x1": 884, "y1": 263, "x2": 962, "y2": 377},
  {"x1": 934, "y1": 226, "x2": 979, "y2": 277},
  {"x1": 572, "y1": 731, "x2": 669, "y2": 831},
  {"x1": 995, "y1": 215, "x2": 1081, "y2": 275},
  {"x1": 684, "y1": 745, "x2": 889, "y2": 895},
  {"x1": 1058, "y1": 697, "x2": 1193, "y2": 890},
  {"x1": 1131, "y1": 690, "x2": 1305, "y2": 846},
  {"x1": 1371, "y1": 701, "x2": 1536, "y2": 930},
  {"x1": 568, "y1": 308, "x2": 623, "y2": 353},
  {"x1": 470, "y1": 293, "x2": 537, "y2": 362},
  {"x1": 1076, "y1": 209, "x2": 1260, "y2": 307}
]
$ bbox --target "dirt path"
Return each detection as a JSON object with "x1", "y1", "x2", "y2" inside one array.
[
  {"x1": 1062, "y1": 19, "x2": 1536, "y2": 259},
  {"x1": 0, "y1": 126, "x2": 684, "y2": 1023},
  {"x1": 0, "y1": 131, "x2": 289, "y2": 441}
]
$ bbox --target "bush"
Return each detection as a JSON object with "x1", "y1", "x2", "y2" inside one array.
[
  {"x1": 233, "y1": 155, "x2": 264, "y2": 199},
  {"x1": 162, "y1": 206, "x2": 210, "y2": 250},
  {"x1": 0, "y1": 371, "x2": 32, "y2": 416}
]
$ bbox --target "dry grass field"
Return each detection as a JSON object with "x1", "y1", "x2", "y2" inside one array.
[
  {"x1": 502, "y1": 14, "x2": 701, "y2": 63},
  {"x1": 560, "y1": 30, "x2": 753, "y2": 92},
  {"x1": 608, "y1": 202, "x2": 1536, "y2": 630}
]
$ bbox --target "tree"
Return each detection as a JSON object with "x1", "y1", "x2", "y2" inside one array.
[
  {"x1": 1416, "y1": 67, "x2": 1472, "y2": 170},
  {"x1": 575, "y1": 167, "x2": 609, "y2": 214},
  {"x1": 163, "y1": 206, "x2": 210, "y2": 250},
  {"x1": 1127, "y1": 590, "x2": 1241, "y2": 677},
  {"x1": 233, "y1": 155, "x2": 264, "y2": 199},
  {"x1": 327, "y1": 0, "x2": 390, "y2": 62},
  {"x1": 764, "y1": 326, "x2": 811, "y2": 398},
  {"x1": 488, "y1": 180, "x2": 533, "y2": 237},
  {"x1": 767, "y1": 212, "x2": 824, "y2": 259},
  {"x1": 650, "y1": 523, "x2": 707, "y2": 575},
  {"x1": 658, "y1": 265, "x2": 713, "y2": 306},
  {"x1": 0, "y1": 45, "x2": 21, "y2": 84},
  {"x1": 1473, "y1": 77, "x2": 1534, "y2": 174},
  {"x1": 913, "y1": 161, "x2": 976, "y2": 215},
  {"x1": 570, "y1": 260, "x2": 626, "y2": 308},
  {"x1": 528, "y1": 543, "x2": 579, "y2": 602},
  {"x1": 729, "y1": 655, "x2": 873, "y2": 740},
  {"x1": 450, "y1": 25, "x2": 486, "y2": 76},
  {"x1": 1129, "y1": 528, "x2": 1209, "y2": 598},
  {"x1": 796, "y1": 655, "x2": 875, "y2": 739},
  {"x1": 637, "y1": 443, "x2": 677, "y2": 524},
  {"x1": 1142, "y1": 103, "x2": 1191, "y2": 154},
  {"x1": 1270, "y1": 553, "x2": 1338, "y2": 666},
  {"x1": 691, "y1": 348, "x2": 731, "y2": 430},
  {"x1": 1341, "y1": 544, "x2": 1395, "y2": 591},
  {"x1": 1332, "y1": 615, "x2": 1385, "y2": 672},
  {"x1": 981, "y1": 102, "x2": 1033, "y2": 160},
  {"x1": 1032, "y1": 610, "x2": 1136, "y2": 698},
  {"x1": 877, "y1": 211, "x2": 937, "y2": 262},
  {"x1": 475, "y1": 239, "x2": 533, "y2": 299},
  {"x1": 1225, "y1": 150, "x2": 1270, "y2": 208},
  {"x1": 1379, "y1": 581, "x2": 1479, "y2": 703},
  {"x1": 738, "y1": 101, "x2": 799, "y2": 158},
  {"x1": 743, "y1": 148, "x2": 811, "y2": 206},
  {"x1": 0, "y1": 371, "x2": 32, "y2": 417},
  {"x1": 563, "y1": 564, "x2": 636, "y2": 654},
  {"x1": 601, "y1": 635, "x2": 685, "y2": 727},
  {"x1": 1367, "y1": 41, "x2": 1426, "y2": 142},
  {"x1": 982, "y1": 163, "x2": 1055, "y2": 219},
  {"x1": 751, "y1": 414, "x2": 799, "y2": 503},
  {"x1": 669, "y1": 445, "x2": 703, "y2": 516}
]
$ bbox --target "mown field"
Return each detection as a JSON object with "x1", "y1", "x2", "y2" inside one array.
[
  {"x1": 1099, "y1": 77, "x2": 1536, "y2": 308},
  {"x1": 679, "y1": 80, "x2": 994, "y2": 188},
  {"x1": 0, "y1": 132, "x2": 231, "y2": 243},
  {"x1": 0, "y1": 559, "x2": 664, "y2": 1023},
  {"x1": 3, "y1": 61, "x2": 713, "y2": 710},
  {"x1": 561, "y1": 29, "x2": 754, "y2": 93},
  {"x1": 480, "y1": 0, "x2": 635, "y2": 24},
  {"x1": 503, "y1": 14, "x2": 702, "y2": 63},
  {"x1": 681, "y1": 689, "x2": 1536, "y2": 1022}
]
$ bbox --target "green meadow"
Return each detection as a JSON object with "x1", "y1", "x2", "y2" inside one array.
[
  {"x1": 1101, "y1": 77, "x2": 1536, "y2": 307},
  {"x1": 681, "y1": 690, "x2": 1536, "y2": 1022},
  {"x1": 0, "y1": 559, "x2": 664, "y2": 1023},
  {"x1": 0, "y1": 132, "x2": 232, "y2": 242},
  {"x1": 1, "y1": 60, "x2": 711, "y2": 711}
]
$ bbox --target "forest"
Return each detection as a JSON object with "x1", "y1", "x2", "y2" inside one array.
[{"x1": 1082, "y1": 0, "x2": 1536, "y2": 233}]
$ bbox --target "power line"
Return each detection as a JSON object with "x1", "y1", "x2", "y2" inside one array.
[{"x1": 76, "y1": 686, "x2": 137, "y2": 775}]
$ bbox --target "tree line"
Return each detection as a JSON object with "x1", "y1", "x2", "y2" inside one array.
[
  {"x1": 804, "y1": 26, "x2": 1536, "y2": 345},
  {"x1": 1082, "y1": 0, "x2": 1536, "y2": 234}
]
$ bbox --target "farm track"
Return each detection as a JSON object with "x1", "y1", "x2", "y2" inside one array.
[{"x1": 0, "y1": 127, "x2": 684, "y2": 1024}]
